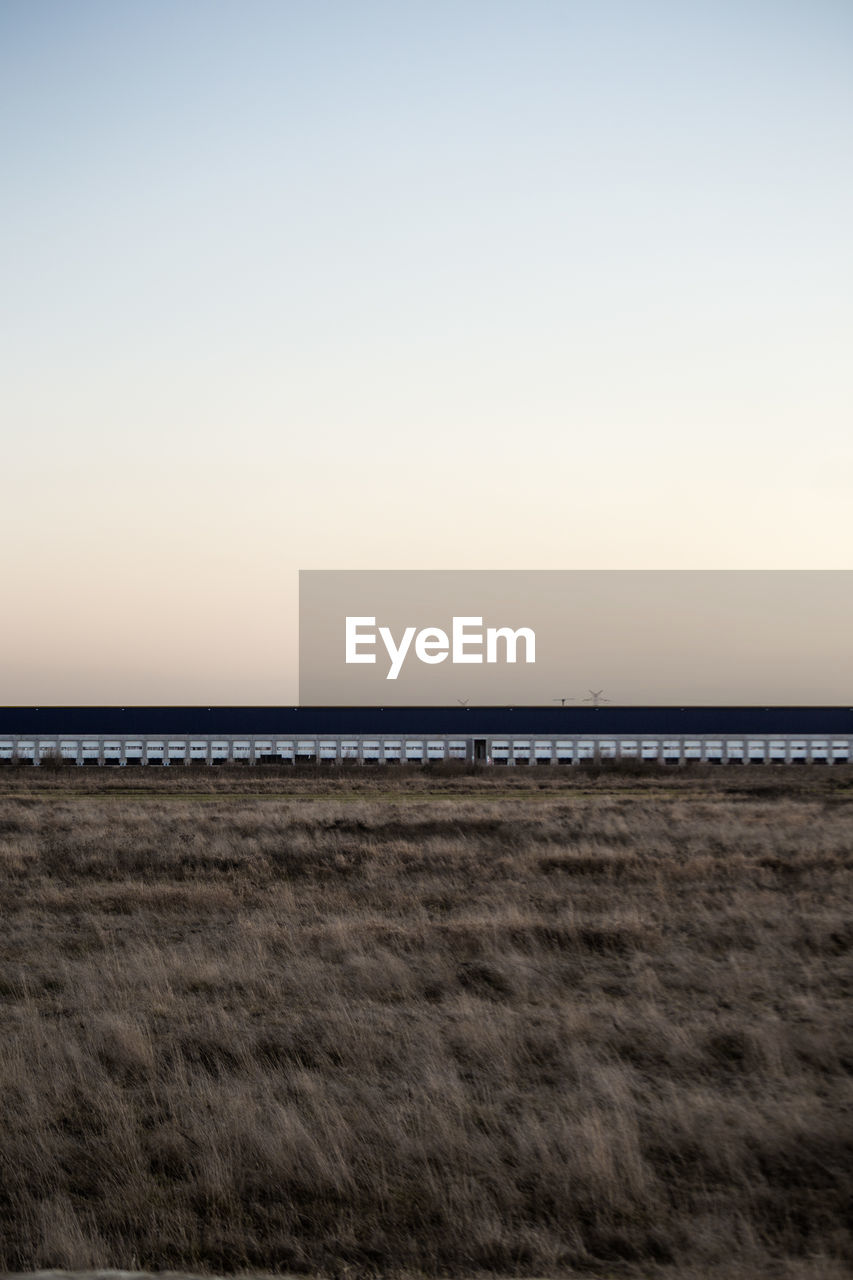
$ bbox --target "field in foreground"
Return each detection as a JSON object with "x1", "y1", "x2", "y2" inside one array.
[{"x1": 0, "y1": 768, "x2": 851, "y2": 1278}]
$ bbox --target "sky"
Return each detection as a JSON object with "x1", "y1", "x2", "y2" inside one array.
[{"x1": 2, "y1": 1, "x2": 851, "y2": 704}]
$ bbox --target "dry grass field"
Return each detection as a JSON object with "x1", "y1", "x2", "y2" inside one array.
[{"x1": 0, "y1": 765, "x2": 851, "y2": 1279}]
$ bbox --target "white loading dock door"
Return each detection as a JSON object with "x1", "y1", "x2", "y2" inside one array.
[
  {"x1": 276, "y1": 741, "x2": 295, "y2": 759},
  {"x1": 406, "y1": 740, "x2": 424, "y2": 761},
  {"x1": 0, "y1": 741, "x2": 13, "y2": 759},
  {"x1": 125, "y1": 741, "x2": 143, "y2": 760},
  {"x1": 319, "y1": 741, "x2": 338, "y2": 760},
  {"x1": 190, "y1": 740, "x2": 209, "y2": 759},
  {"x1": 59, "y1": 741, "x2": 78, "y2": 760},
  {"x1": 448, "y1": 740, "x2": 467, "y2": 760},
  {"x1": 210, "y1": 741, "x2": 230, "y2": 760},
  {"x1": 641, "y1": 741, "x2": 659, "y2": 759},
  {"x1": 832, "y1": 741, "x2": 850, "y2": 761},
  {"x1": 427, "y1": 740, "x2": 446, "y2": 759}
]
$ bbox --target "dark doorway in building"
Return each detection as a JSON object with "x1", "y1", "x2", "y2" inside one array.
[{"x1": 473, "y1": 739, "x2": 488, "y2": 763}]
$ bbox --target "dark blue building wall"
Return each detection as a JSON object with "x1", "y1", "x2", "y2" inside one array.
[{"x1": 0, "y1": 707, "x2": 851, "y2": 735}]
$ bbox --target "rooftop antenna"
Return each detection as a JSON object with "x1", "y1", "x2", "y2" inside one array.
[
  {"x1": 552, "y1": 697, "x2": 575, "y2": 706},
  {"x1": 583, "y1": 689, "x2": 611, "y2": 707},
  {"x1": 457, "y1": 698, "x2": 470, "y2": 707}
]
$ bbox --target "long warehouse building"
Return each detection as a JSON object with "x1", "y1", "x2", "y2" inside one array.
[{"x1": 0, "y1": 706, "x2": 851, "y2": 766}]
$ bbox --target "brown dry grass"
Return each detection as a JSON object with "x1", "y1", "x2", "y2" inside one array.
[{"x1": 0, "y1": 768, "x2": 851, "y2": 1278}]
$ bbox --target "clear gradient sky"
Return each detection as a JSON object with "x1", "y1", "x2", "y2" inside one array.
[{"x1": 2, "y1": 1, "x2": 851, "y2": 704}]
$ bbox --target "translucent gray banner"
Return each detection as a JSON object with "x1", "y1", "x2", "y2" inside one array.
[{"x1": 299, "y1": 570, "x2": 852, "y2": 705}]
